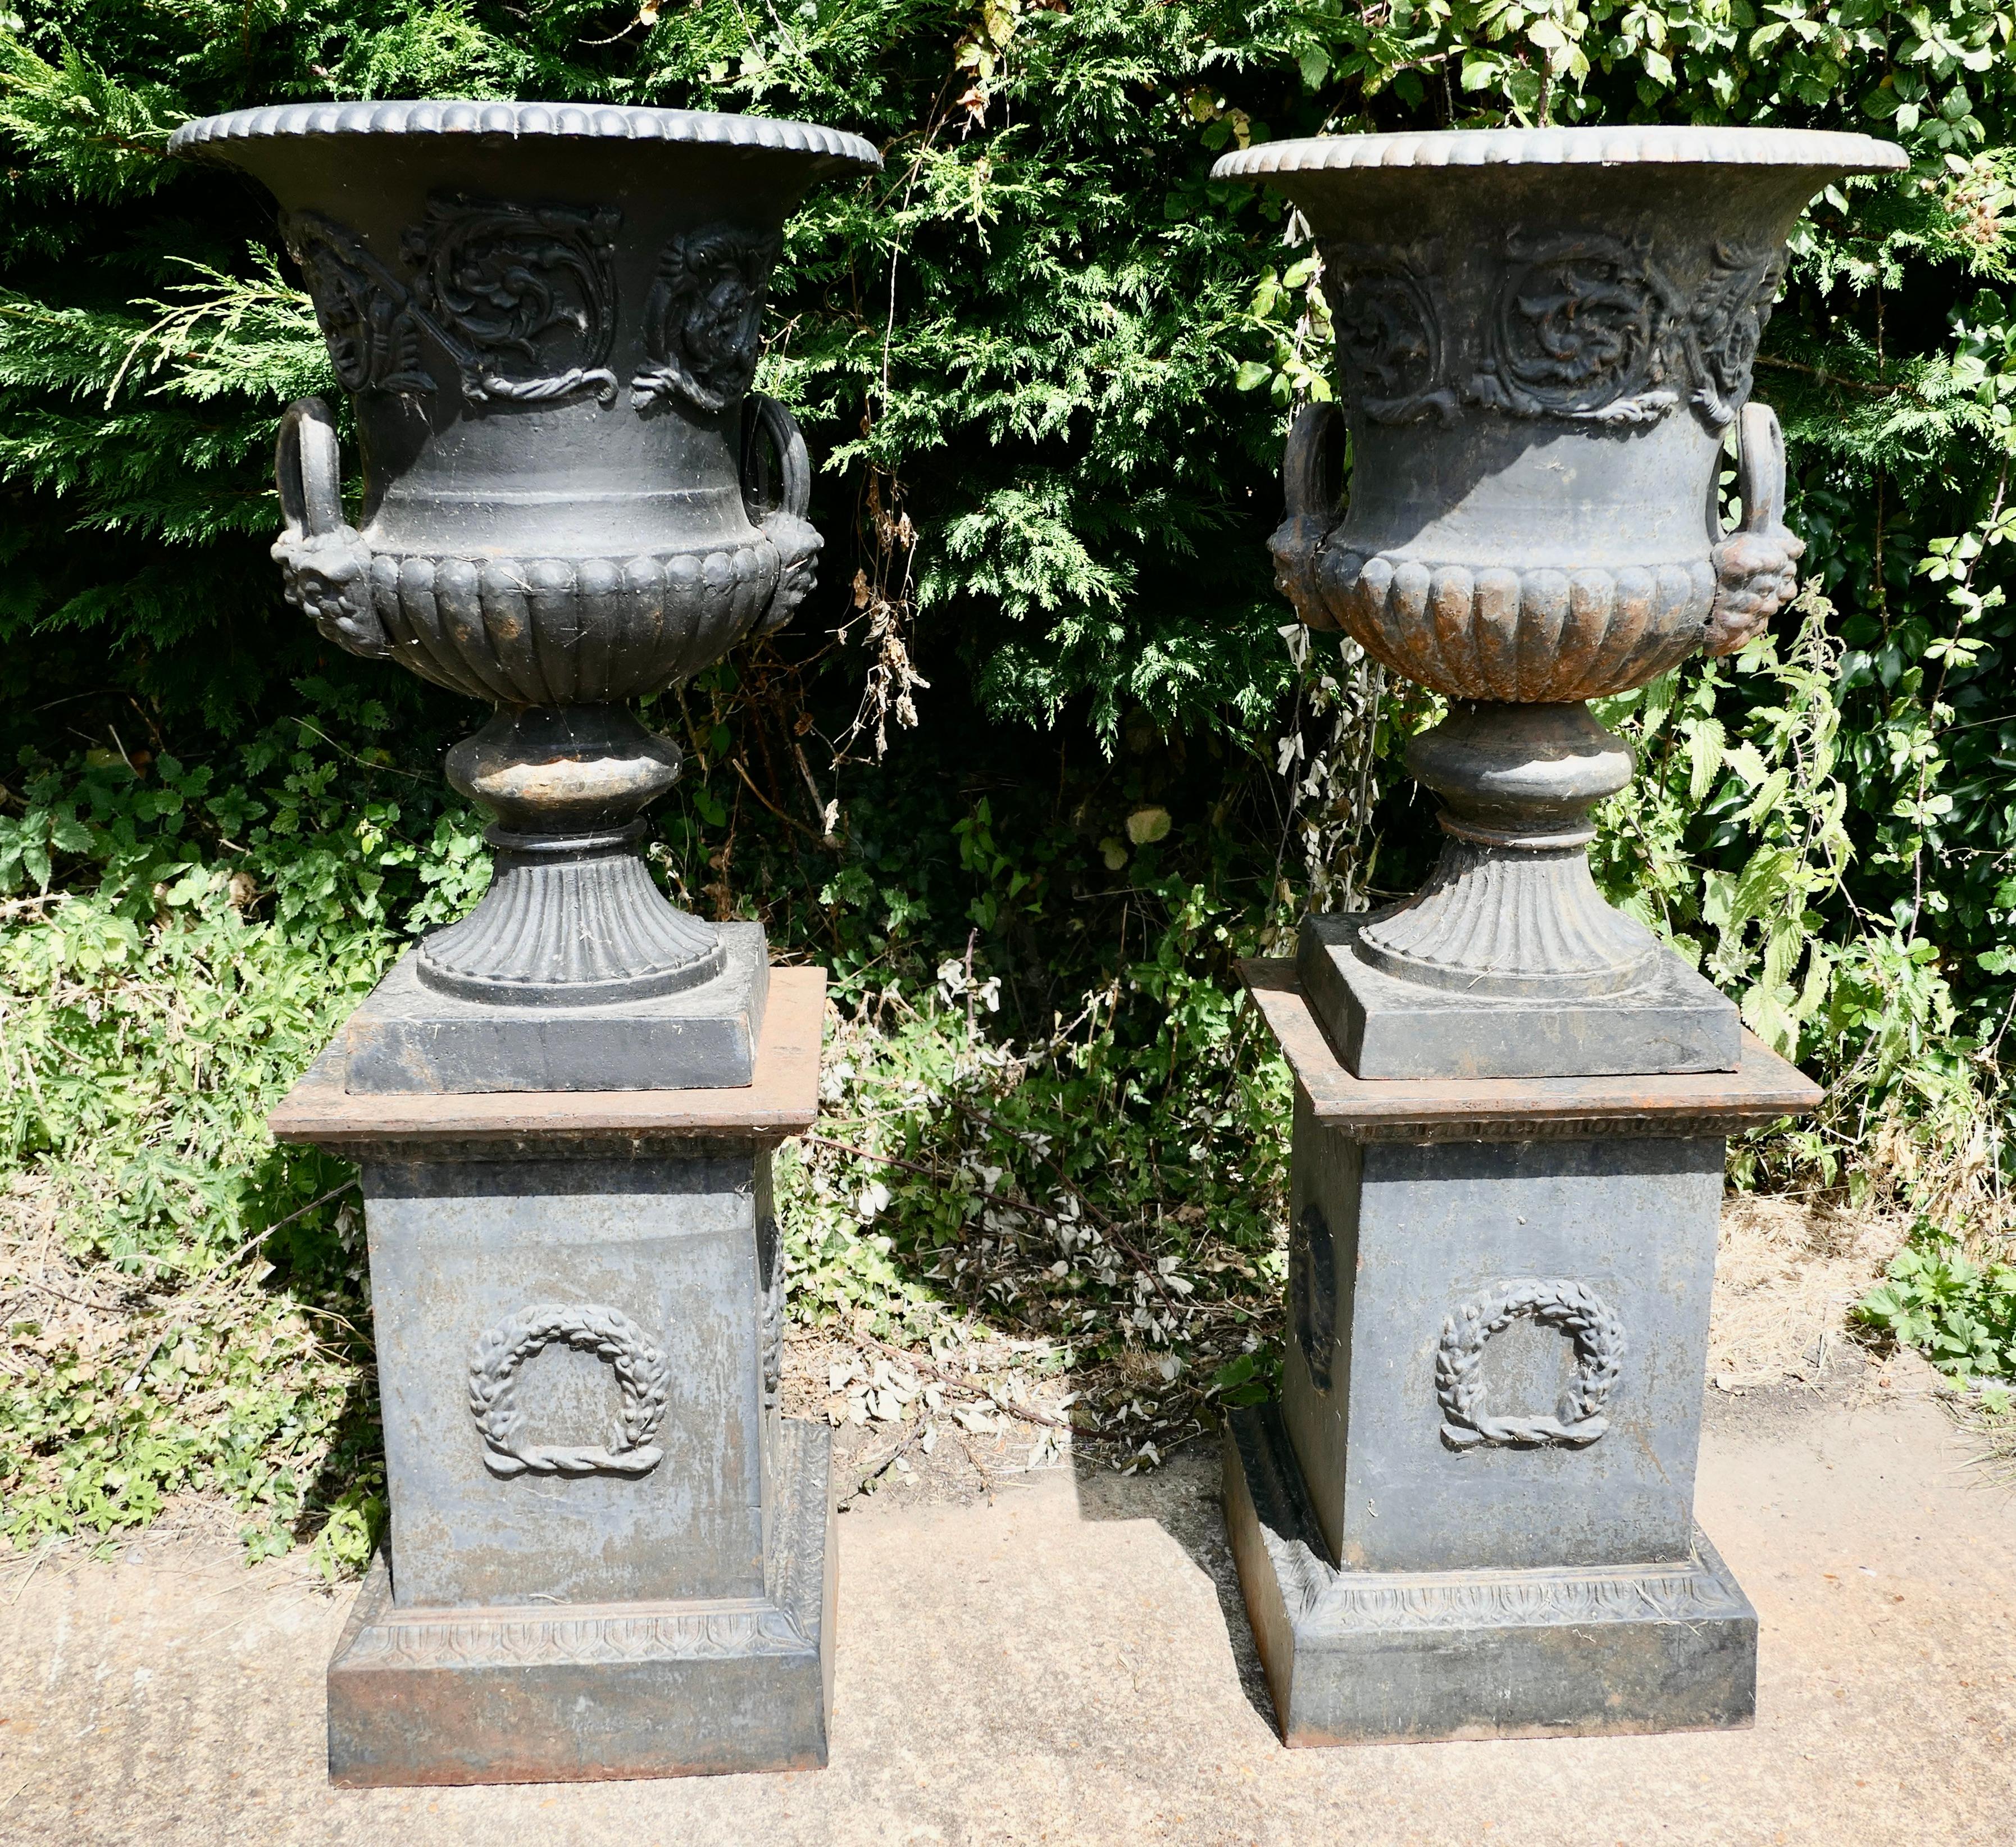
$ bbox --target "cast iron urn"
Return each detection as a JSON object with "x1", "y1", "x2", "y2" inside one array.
[
  {"x1": 171, "y1": 102, "x2": 880, "y2": 1089},
  {"x1": 1215, "y1": 126, "x2": 1907, "y2": 1079},
  {"x1": 1213, "y1": 125, "x2": 1894, "y2": 1750}
]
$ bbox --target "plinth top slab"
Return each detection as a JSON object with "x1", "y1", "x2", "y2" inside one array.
[
  {"x1": 271, "y1": 966, "x2": 825, "y2": 1155},
  {"x1": 1241, "y1": 959, "x2": 1820, "y2": 1142}
]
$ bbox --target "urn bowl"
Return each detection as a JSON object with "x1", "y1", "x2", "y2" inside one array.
[
  {"x1": 171, "y1": 101, "x2": 881, "y2": 704},
  {"x1": 1216, "y1": 126, "x2": 1908, "y2": 703}
]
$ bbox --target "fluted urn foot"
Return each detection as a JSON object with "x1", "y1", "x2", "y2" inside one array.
[
  {"x1": 1298, "y1": 702, "x2": 1738, "y2": 1080},
  {"x1": 331, "y1": 704, "x2": 768, "y2": 1096},
  {"x1": 420, "y1": 706, "x2": 725, "y2": 1008},
  {"x1": 1357, "y1": 703, "x2": 1658, "y2": 1000}
]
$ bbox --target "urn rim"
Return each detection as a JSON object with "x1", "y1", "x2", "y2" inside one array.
[
  {"x1": 169, "y1": 99, "x2": 882, "y2": 174},
  {"x1": 1212, "y1": 124, "x2": 1907, "y2": 183}
]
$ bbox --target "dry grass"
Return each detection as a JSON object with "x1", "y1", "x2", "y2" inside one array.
[{"x1": 1706, "y1": 1193, "x2": 1908, "y2": 1391}]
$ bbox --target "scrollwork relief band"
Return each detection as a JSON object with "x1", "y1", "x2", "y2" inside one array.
[
  {"x1": 632, "y1": 225, "x2": 782, "y2": 413},
  {"x1": 1471, "y1": 229, "x2": 1683, "y2": 426},
  {"x1": 285, "y1": 203, "x2": 789, "y2": 421},
  {"x1": 468, "y1": 1302, "x2": 671, "y2": 1478},
  {"x1": 284, "y1": 195, "x2": 620, "y2": 408},
  {"x1": 401, "y1": 195, "x2": 619, "y2": 404},
  {"x1": 1319, "y1": 230, "x2": 1784, "y2": 434},
  {"x1": 1325, "y1": 242, "x2": 1458, "y2": 426},
  {"x1": 1435, "y1": 1278, "x2": 1624, "y2": 1451}
]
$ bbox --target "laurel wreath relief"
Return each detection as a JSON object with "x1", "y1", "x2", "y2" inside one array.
[
  {"x1": 467, "y1": 1302, "x2": 671, "y2": 1478},
  {"x1": 1435, "y1": 1279, "x2": 1625, "y2": 1452}
]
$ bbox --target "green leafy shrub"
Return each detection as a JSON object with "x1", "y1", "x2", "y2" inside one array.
[{"x1": 1855, "y1": 1232, "x2": 2016, "y2": 1379}]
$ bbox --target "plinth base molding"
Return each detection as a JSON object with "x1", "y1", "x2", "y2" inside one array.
[
  {"x1": 1224, "y1": 1407, "x2": 1755, "y2": 1746},
  {"x1": 327, "y1": 1418, "x2": 835, "y2": 1786}
]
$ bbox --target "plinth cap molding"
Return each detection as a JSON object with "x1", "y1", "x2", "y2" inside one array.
[
  {"x1": 269, "y1": 966, "x2": 826, "y2": 1155},
  {"x1": 1212, "y1": 125, "x2": 1909, "y2": 180},
  {"x1": 1240, "y1": 959, "x2": 1822, "y2": 1141}
]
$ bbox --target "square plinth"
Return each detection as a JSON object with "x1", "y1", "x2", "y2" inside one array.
[
  {"x1": 328, "y1": 1418, "x2": 836, "y2": 1786},
  {"x1": 1225, "y1": 1407, "x2": 1755, "y2": 1746},
  {"x1": 341, "y1": 921, "x2": 770, "y2": 1095},
  {"x1": 1225, "y1": 960, "x2": 1804, "y2": 1746},
  {"x1": 362, "y1": 1143, "x2": 784, "y2": 1609},
  {"x1": 1280, "y1": 1094, "x2": 1724, "y2": 1574},
  {"x1": 276, "y1": 967, "x2": 830, "y2": 1788},
  {"x1": 1296, "y1": 913, "x2": 1740, "y2": 1080},
  {"x1": 1245, "y1": 954, "x2": 1818, "y2": 1578}
]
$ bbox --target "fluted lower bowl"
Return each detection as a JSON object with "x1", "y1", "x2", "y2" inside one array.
[
  {"x1": 1318, "y1": 551, "x2": 1717, "y2": 703},
  {"x1": 367, "y1": 539, "x2": 781, "y2": 706}
]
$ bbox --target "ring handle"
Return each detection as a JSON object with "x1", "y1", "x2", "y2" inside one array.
[
  {"x1": 277, "y1": 396, "x2": 347, "y2": 540},
  {"x1": 1270, "y1": 401, "x2": 1347, "y2": 633},
  {"x1": 741, "y1": 391, "x2": 813, "y2": 524},
  {"x1": 742, "y1": 392, "x2": 822, "y2": 637},
  {"x1": 1705, "y1": 402, "x2": 1805, "y2": 657},
  {"x1": 1282, "y1": 400, "x2": 1342, "y2": 525},
  {"x1": 1733, "y1": 399, "x2": 1788, "y2": 541},
  {"x1": 272, "y1": 395, "x2": 388, "y2": 660}
]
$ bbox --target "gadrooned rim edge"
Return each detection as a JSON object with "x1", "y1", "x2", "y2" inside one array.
[
  {"x1": 168, "y1": 101, "x2": 882, "y2": 172},
  {"x1": 1211, "y1": 125, "x2": 1909, "y2": 181}
]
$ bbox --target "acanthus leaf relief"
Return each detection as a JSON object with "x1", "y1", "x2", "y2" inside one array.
[
  {"x1": 283, "y1": 212, "x2": 435, "y2": 397},
  {"x1": 631, "y1": 225, "x2": 783, "y2": 415},
  {"x1": 1682, "y1": 243, "x2": 1787, "y2": 429}
]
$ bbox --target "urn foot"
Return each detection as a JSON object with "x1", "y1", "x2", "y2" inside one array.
[
  {"x1": 1322, "y1": 702, "x2": 1739, "y2": 1077},
  {"x1": 422, "y1": 704, "x2": 730, "y2": 1013},
  {"x1": 416, "y1": 835, "x2": 727, "y2": 1008}
]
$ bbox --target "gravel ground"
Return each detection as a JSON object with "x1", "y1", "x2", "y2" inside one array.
[{"x1": 1, "y1": 1344, "x2": 2012, "y2": 1847}]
